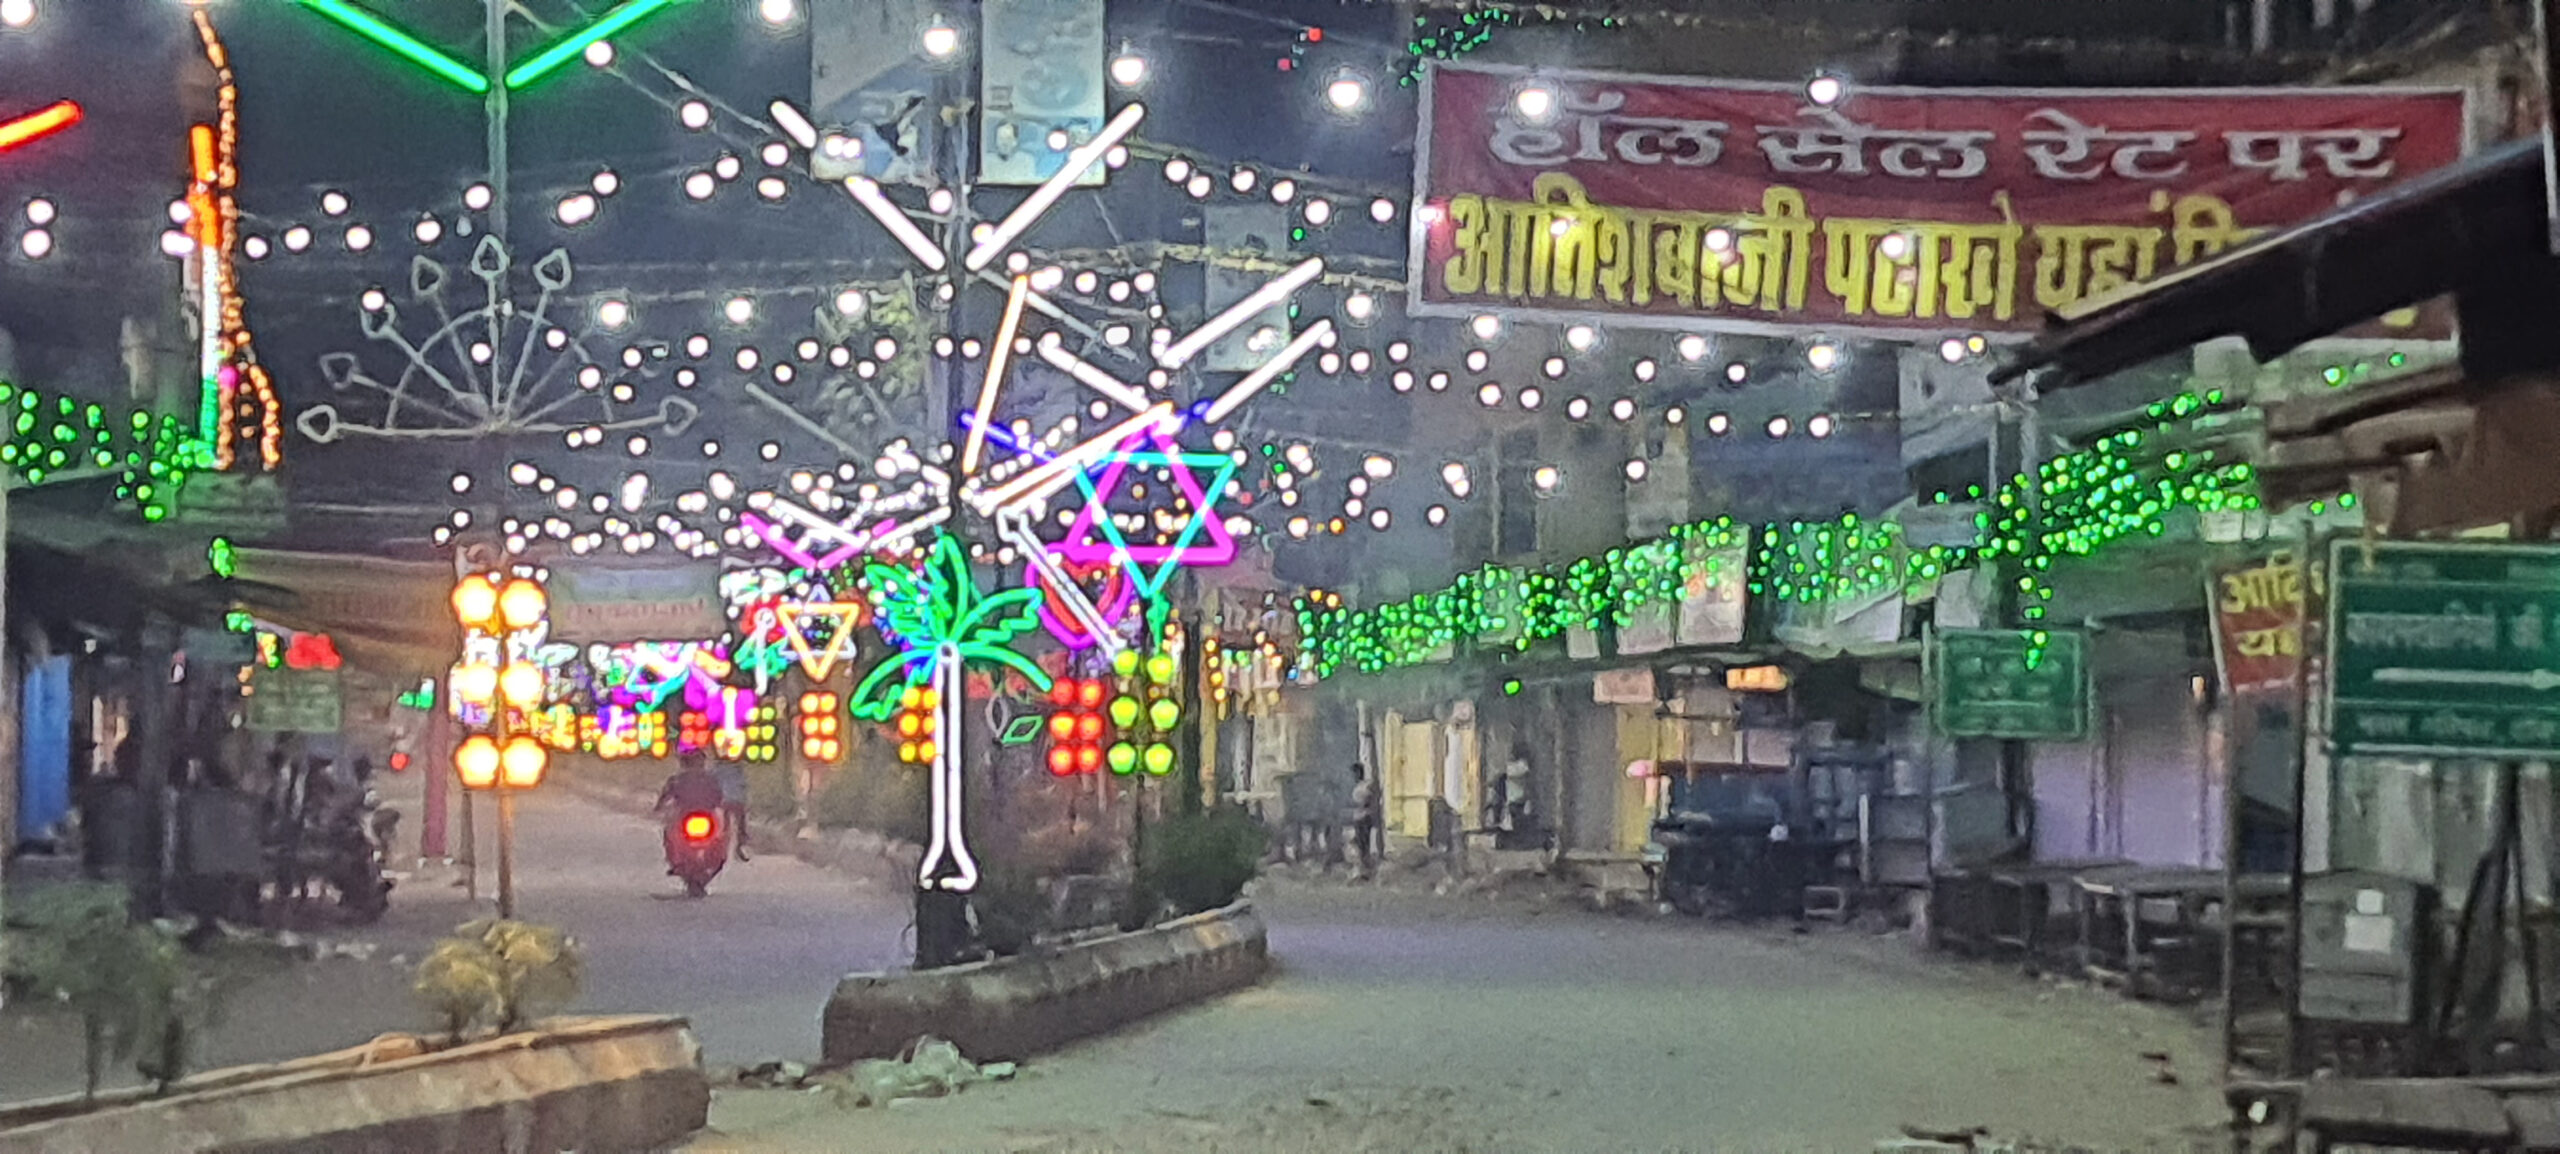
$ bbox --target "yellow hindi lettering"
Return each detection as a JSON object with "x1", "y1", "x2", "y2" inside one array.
[
  {"x1": 1442, "y1": 194, "x2": 1495, "y2": 296},
  {"x1": 1436, "y1": 182, "x2": 2257, "y2": 324},
  {"x1": 1925, "y1": 202, "x2": 2024, "y2": 322},
  {"x1": 2233, "y1": 624, "x2": 2301, "y2": 659},
  {"x1": 2218, "y1": 563, "x2": 2303, "y2": 615},
  {"x1": 1703, "y1": 187, "x2": 1815, "y2": 314},
  {"x1": 1820, "y1": 209, "x2": 2020, "y2": 321},
  {"x1": 2157, "y1": 190, "x2": 2259, "y2": 266},
  {"x1": 2032, "y1": 223, "x2": 2166, "y2": 311},
  {"x1": 1534, "y1": 173, "x2": 1609, "y2": 301},
  {"x1": 1820, "y1": 215, "x2": 1892, "y2": 316}
]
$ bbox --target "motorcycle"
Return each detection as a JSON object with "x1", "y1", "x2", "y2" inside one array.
[
  {"x1": 269, "y1": 784, "x2": 393, "y2": 923},
  {"x1": 664, "y1": 808, "x2": 727, "y2": 897}
]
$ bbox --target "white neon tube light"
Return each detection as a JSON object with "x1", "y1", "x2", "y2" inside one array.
[
  {"x1": 961, "y1": 102, "x2": 1145, "y2": 272},
  {"x1": 1205, "y1": 319, "x2": 1332, "y2": 423},
  {"x1": 1156, "y1": 257, "x2": 1323, "y2": 369}
]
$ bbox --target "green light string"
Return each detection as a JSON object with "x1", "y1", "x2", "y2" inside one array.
[
  {"x1": 0, "y1": 382, "x2": 208, "y2": 522},
  {"x1": 1397, "y1": 9, "x2": 1624, "y2": 87},
  {"x1": 1295, "y1": 391, "x2": 2257, "y2": 679}
]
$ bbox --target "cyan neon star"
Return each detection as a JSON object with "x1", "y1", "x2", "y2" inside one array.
[{"x1": 1058, "y1": 428, "x2": 1240, "y2": 607}]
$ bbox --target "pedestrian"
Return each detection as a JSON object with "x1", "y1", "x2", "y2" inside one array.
[
  {"x1": 1349, "y1": 762, "x2": 1382, "y2": 879},
  {"x1": 713, "y1": 758, "x2": 751, "y2": 862}
]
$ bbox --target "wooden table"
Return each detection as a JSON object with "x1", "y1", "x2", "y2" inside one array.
[
  {"x1": 2075, "y1": 866, "x2": 2286, "y2": 1000},
  {"x1": 1987, "y1": 860, "x2": 2127, "y2": 965}
]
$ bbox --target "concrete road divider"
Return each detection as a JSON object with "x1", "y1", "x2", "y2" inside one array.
[
  {"x1": 0, "y1": 1015, "x2": 707, "y2": 1154},
  {"x1": 824, "y1": 901, "x2": 1268, "y2": 1064}
]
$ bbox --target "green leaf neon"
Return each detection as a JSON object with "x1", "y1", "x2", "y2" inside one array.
[
  {"x1": 852, "y1": 535, "x2": 1053, "y2": 716},
  {"x1": 293, "y1": 0, "x2": 490, "y2": 93},
  {"x1": 504, "y1": 0, "x2": 692, "y2": 90},
  {"x1": 997, "y1": 715, "x2": 1042, "y2": 746},
  {"x1": 956, "y1": 641, "x2": 1052, "y2": 694},
  {"x1": 849, "y1": 648, "x2": 933, "y2": 722}
]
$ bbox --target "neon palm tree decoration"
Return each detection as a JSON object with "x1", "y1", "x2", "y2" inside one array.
[{"x1": 850, "y1": 533, "x2": 1052, "y2": 892}]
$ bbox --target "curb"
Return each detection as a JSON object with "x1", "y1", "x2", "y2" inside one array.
[
  {"x1": 821, "y1": 901, "x2": 1269, "y2": 1064},
  {"x1": 0, "y1": 1015, "x2": 707, "y2": 1154}
]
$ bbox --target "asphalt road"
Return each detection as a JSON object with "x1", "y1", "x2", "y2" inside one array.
[
  {"x1": 694, "y1": 879, "x2": 2231, "y2": 1153},
  {"x1": 1, "y1": 785, "x2": 907, "y2": 1102},
  {"x1": 6, "y1": 790, "x2": 2230, "y2": 1151}
]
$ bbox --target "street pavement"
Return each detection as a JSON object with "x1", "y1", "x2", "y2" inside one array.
[
  {"x1": 6, "y1": 789, "x2": 2229, "y2": 1150},
  {"x1": 693, "y1": 879, "x2": 2230, "y2": 1153},
  {"x1": 1, "y1": 784, "x2": 908, "y2": 1103}
]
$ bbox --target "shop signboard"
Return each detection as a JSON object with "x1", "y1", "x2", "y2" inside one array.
[
  {"x1": 1931, "y1": 628, "x2": 2089, "y2": 740},
  {"x1": 1675, "y1": 541, "x2": 1749, "y2": 647},
  {"x1": 549, "y1": 563, "x2": 725, "y2": 644},
  {"x1": 810, "y1": 0, "x2": 936, "y2": 183},
  {"x1": 1413, "y1": 62, "x2": 2465, "y2": 337},
  {"x1": 246, "y1": 667, "x2": 343, "y2": 734},
  {"x1": 175, "y1": 472, "x2": 288, "y2": 533},
  {"x1": 1593, "y1": 667, "x2": 1655, "y2": 705},
  {"x1": 2208, "y1": 548, "x2": 2316, "y2": 698},
  {"x1": 1616, "y1": 601, "x2": 1674, "y2": 655},
  {"x1": 1202, "y1": 203, "x2": 1293, "y2": 371},
  {"x1": 978, "y1": 0, "x2": 1105, "y2": 186},
  {"x1": 2328, "y1": 540, "x2": 2560, "y2": 759}
]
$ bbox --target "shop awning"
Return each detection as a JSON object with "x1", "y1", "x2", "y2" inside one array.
[
  {"x1": 2252, "y1": 363, "x2": 2560, "y2": 534},
  {"x1": 227, "y1": 548, "x2": 457, "y2": 677},
  {"x1": 1994, "y1": 136, "x2": 2547, "y2": 389}
]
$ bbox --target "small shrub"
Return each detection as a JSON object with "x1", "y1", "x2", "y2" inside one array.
[
  {"x1": 810, "y1": 761, "x2": 929, "y2": 845},
  {"x1": 413, "y1": 919, "x2": 582, "y2": 1040},
  {"x1": 2, "y1": 882, "x2": 211, "y2": 1096},
  {"x1": 742, "y1": 761, "x2": 797, "y2": 822},
  {"x1": 971, "y1": 863, "x2": 1044, "y2": 957},
  {"x1": 1117, "y1": 871, "x2": 1161, "y2": 932},
  {"x1": 1138, "y1": 807, "x2": 1268, "y2": 919}
]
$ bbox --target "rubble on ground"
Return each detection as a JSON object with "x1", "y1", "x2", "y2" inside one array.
[
  {"x1": 736, "y1": 1036, "x2": 1020, "y2": 1107},
  {"x1": 833, "y1": 1037, "x2": 1016, "y2": 1107}
]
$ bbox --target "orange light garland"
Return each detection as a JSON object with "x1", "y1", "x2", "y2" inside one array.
[{"x1": 192, "y1": 9, "x2": 281, "y2": 472}]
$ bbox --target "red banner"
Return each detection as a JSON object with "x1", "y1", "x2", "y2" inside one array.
[
  {"x1": 1412, "y1": 64, "x2": 2467, "y2": 337},
  {"x1": 2209, "y1": 551, "x2": 2314, "y2": 698}
]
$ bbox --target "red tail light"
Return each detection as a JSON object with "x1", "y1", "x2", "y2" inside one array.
[{"x1": 681, "y1": 812, "x2": 716, "y2": 842}]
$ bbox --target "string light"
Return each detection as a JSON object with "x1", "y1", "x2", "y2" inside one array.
[
  {"x1": 1295, "y1": 392, "x2": 2254, "y2": 678},
  {"x1": 192, "y1": 11, "x2": 280, "y2": 472}
]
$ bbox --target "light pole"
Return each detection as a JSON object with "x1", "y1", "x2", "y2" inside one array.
[{"x1": 450, "y1": 571, "x2": 551, "y2": 919}]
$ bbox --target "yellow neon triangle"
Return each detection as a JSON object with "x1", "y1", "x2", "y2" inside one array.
[{"x1": 774, "y1": 602, "x2": 867, "y2": 682}]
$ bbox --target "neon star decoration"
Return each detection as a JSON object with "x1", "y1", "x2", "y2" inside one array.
[
  {"x1": 1058, "y1": 428, "x2": 1241, "y2": 605},
  {"x1": 774, "y1": 601, "x2": 869, "y2": 682},
  {"x1": 849, "y1": 535, "x2": 1053, "y2": 894},
  {"x1": 290, "y1": 0, "x2": 696, "y2": 94},
  {"x1": 0, "y1": 100, "x2": 79, "y2": 154}
]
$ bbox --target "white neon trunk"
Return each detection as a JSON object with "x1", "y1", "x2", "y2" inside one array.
[{"x1": 916, "y1": 644, "x2": 977, "y2": 892}]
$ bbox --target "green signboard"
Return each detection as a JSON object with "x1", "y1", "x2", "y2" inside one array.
[
  {"x1": 1932, "y1": 628, "x2": 2090, "y2": 740},
  {"x1": 245, "y1": 667, "x2": 344, "y2": 734},
  {"x1": 2328, "y1": 540, "x2": 2560, "y2": 759}
]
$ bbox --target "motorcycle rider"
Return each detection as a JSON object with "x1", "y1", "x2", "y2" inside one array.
[
  {"x1": 656, "y1": 751, "x2": 726, "y2": 872},
  {"x1": 713, "y1": 758, "x2": 751, "y2": 863}
]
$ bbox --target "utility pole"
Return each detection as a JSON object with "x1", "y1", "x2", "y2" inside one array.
[
  {"x1": 912, "y1": 6, "x2": 977, "y2": 968},
  {"x1": 485, "y1": 0, "x2": 510, "y2": 246},
  {"x1": 453, "y1": 0, "x2": 511, "y2": 906}
]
